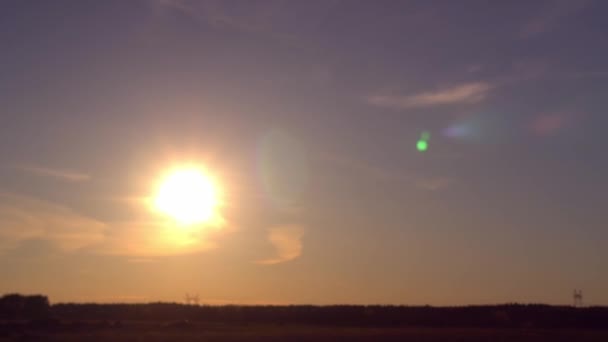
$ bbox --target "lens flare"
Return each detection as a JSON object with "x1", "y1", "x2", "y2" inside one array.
[
  {"x1": 416, "y1": 131, "x2": 431, "y2": 152},
  {"x1": 416, "y1": 140, "x2": 428, "y2": 152}
]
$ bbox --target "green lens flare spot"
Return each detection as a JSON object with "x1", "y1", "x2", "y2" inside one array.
[{"x1": 416, "y1": 140, "x2": 428, "y2": 152}]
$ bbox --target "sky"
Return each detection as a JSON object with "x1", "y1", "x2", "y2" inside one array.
[{"x1": 0, "y1": 0, "x2": 607, "y2": 306}]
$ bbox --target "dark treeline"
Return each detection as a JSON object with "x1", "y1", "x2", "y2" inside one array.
[
  {"x1": 2, "y1": 294, "x2": 608, "y2": 329},
  {"x1": 0, "y1": 294, "x2": 50, "y2": 320},
  {"x1": 53, "y1": 303, "x2": 608, "y2": 329}
]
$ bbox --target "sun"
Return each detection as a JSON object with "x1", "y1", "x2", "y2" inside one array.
[{"x1": 154, "y1": 167, "x2": 220, "y2": 225}]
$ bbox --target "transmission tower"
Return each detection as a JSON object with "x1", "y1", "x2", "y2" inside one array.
[
  {"x1": 185, "y1": 293, "x2": 200, "y2": 306},
  {"x1": 573, "y1": 289, "x2": 583, "y2": 307}
]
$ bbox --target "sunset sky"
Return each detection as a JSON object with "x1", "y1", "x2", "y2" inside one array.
[{"x1": 1, "y1": 0, "x2": 607, "y2": 306}]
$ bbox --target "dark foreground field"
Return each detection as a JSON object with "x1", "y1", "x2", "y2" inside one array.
[
  {"x1": 1, "y1": 324, "x2": 608, "y2": 342},
  {"x1": 2, "y1": 295, "x2": 608, "y2": 341}
]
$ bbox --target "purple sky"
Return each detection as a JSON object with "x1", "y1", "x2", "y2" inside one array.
[{"x1": 0, "y1": 0, "x2": 607, "y2": 305}]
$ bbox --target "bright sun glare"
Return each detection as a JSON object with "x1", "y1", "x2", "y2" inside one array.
[{"x1": 154, "y1": 168, "x2": 220, "y2": 225}]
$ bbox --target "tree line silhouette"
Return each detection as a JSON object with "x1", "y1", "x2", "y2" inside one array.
[
  {"x1": 0, "y1": 294, "x2": 50, "y2": 320},
  {"x1": 2, "y1": 294, "x2": 607, "y2": 330}
]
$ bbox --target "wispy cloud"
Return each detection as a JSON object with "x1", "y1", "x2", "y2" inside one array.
[
  {"x1": 521, "y1": 0, "x2": 592, "y2": 38},
  {"x1": 0, "y1": 193, "x2": 104, "y2": 252},
  {"x1": 0, "y1": 193, "x2": 228, "y2": 257},
  {"x1": 12, "y1": 164, "x2": 91, "y2": 182},
  {"x1": 96, "y1": 218, "x2": 225, "y2": 257},
  {"x1": 155, "y1": 1, "x2": 290, "y2": 37},
  {"x1": 153, "y1": 0, "x2": 339, "y2": 49},
  {"x1": 368, "y1": 82, "x2": 493, "y2": 110},
  {"x1": 257, "y1": 225, "x2": 304, "y2": 265},
  {"x1": 152, "y1": 0, "x2": 293, "y2": 47}
]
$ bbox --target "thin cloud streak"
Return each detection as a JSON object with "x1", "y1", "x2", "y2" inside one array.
[
  {"x1": 0, "y1": 193, "x2": 104, "y2": 252},
  {"x1": 368, "y1": 82, "x2": 492, "y2": 110},
  {"x1": 12, "y1": 164, "x2": 91, "y2": 182},
  {"x1": 96, "y1": 219, "x2": 225, "y2": 257},
  {"x1": 153, "y1": 0, "x2": 296, "y2": 47},
  {"x1": 153, "y1": 0, "x2": 341, "y2": 51},
  {"x1": 257, "y1": 225, "x2": 304, "y2": 265},
  {"x1": 0, "y1": 193, "x2": 228, "y2": 257}
]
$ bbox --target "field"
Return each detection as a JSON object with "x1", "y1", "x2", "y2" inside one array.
[
  {"x1": 2, "y1": 323, "x2": 608, "y2": 342},
  {"x1": 3, "y1": 297, "x2": 608, "y2": 341}
]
